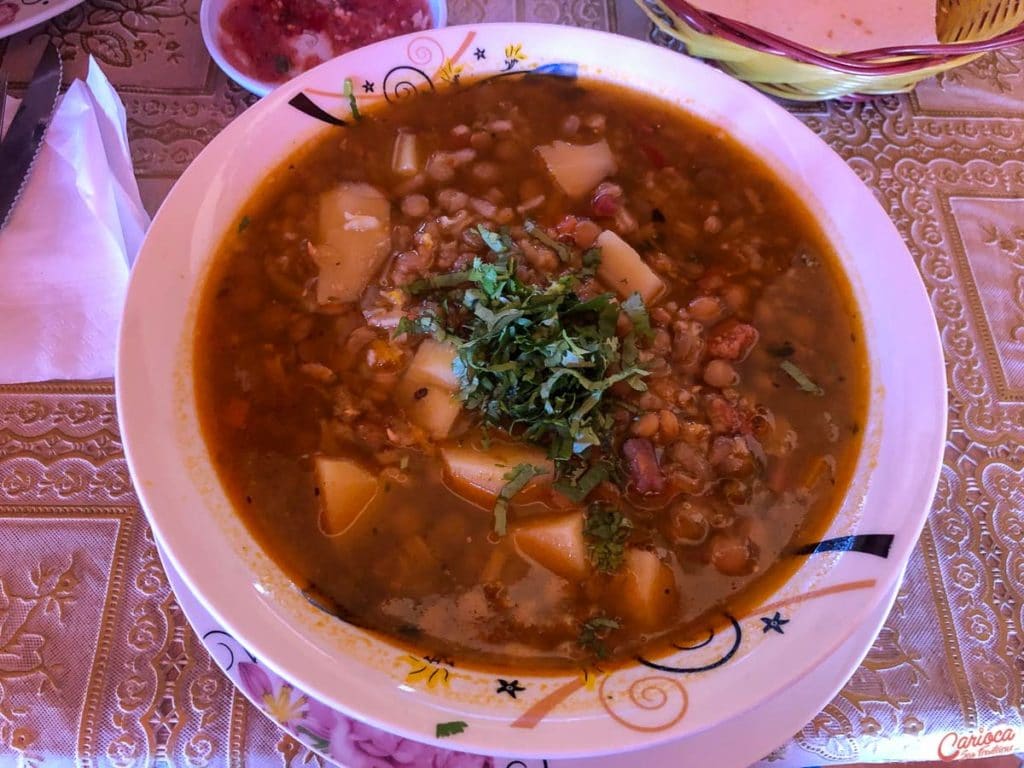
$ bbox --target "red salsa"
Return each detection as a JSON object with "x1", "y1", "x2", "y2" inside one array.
[{"x1": 218, "y1": 0, "x2": 433, "y2": 85}]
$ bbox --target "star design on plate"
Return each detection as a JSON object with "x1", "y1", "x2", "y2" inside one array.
[
  {"x1": 760, "y1": 611, "x2": 790, "y2": 634},
  {"x1": 474, "y1": 47, "x2": 486, "y2": 60},
  {"x1": 362, "y1": 80, "x2": 375, "y2": 93},
  {"x1": 496, "y1": 678, "x2": 526, "y2": 698}
]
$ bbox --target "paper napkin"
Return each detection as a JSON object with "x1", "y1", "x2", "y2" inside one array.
[{"x1": 0, "y1": 57, "x2": 149, "y2": 384}]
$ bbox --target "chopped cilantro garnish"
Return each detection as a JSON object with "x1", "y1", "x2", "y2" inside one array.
[
  {"x1": 394, "y1": 313, "x2": 445, "y2": 339},
  {"x1": 621, "y1": 292, "x2": 653, "y2": 341},
  {"x1": 435, "y1": 721, "x2": 468, "y2": 738},
  {"x1": 406, "y1": 254, "x2": 650, "y2": 469},
  {"x1": 523, "y1": 218, "x2": 571, "y2": 262},
  {"x1": 237, "y1": 215, "x2": 250, "y2": 233},
  {"x1": 494, "y1": 463, "x2": 548, "y2": 535},
  {"x1": 552, "y1": 458, "x2": 611, "y2": 503},
  {"x1": 578, "y1": 615, "x2": 620, "y2": 659},
  {"x1": 477, "y1": 224, "x2": 510, "y2": 253},
  {"x1": 274, "y1": 55, "x2": 290, "y2": 74},
  {"x1": 398, "y1": 220, "x2": 653, "y2": 500},
  {"x1": 583, "y1": 503, "x2": 632, "y2": 573},
  {"x1": 780, "y1": 360, "x2": 824, "y2": 396}
]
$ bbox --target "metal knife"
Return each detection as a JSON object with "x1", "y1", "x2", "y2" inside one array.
[{"x1": 0, "y1": 43, "x2": 63, "y2": 231}]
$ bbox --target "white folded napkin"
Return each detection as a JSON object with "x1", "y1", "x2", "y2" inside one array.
[{"x1": 0, "y1": 57, "x2": 149, "y2": 384}]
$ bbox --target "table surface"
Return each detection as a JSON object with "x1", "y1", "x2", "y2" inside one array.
[{"x1": 1, "y1": 1, "x2": 1023, "y2": 765}]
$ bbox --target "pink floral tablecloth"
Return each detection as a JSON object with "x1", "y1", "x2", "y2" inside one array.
[{"x1": 1, "y1": 1, "x2": 1023, "y2": 765}]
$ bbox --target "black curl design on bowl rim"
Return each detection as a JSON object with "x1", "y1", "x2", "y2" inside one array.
[
  {"x1": 202, "y1": 629, "x2": 257, "y2": 671},
  {"x1": 794, "y1": 533, "x2": 894, "y2": 558},
  {"x1": 287, "y1": 93, "x2": 347, "y2": 126},
  {"x1": 383, "y1": 65, "x2": 435, "y2": 103},
  {"x1": 636, "y1": 614, "x2": 741, "y2": 674}
]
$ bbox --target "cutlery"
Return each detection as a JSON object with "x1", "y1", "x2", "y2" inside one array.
[{"x1": 0, "y1": 43, "x2": 62, "y2": 230}]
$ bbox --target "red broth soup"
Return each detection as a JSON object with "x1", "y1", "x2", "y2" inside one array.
[{"x1": 195, "y1": 75, "x2": 868, "y2": 671}]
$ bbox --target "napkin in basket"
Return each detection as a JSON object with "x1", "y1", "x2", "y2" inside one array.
[{"x1": 0, "y1": 57, "x2": 149, "y2": 385}]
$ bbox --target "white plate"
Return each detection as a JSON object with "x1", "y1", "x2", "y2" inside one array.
[
  {"x1": 199, "y1": 0, "x2": 448, "y2": 96},
  {"x1": 0, "y1": 0, "x2": 85, "y2": 40},
  {"x1": 117, "y1": 22, "x2": 947, "y2": 759},
  {"x1": 163, "y1": 539, "x2": 901, "y2": 768}
]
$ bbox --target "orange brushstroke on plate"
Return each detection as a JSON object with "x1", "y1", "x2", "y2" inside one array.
[
  {"x1": 599, "y1": 675, "x2": 688, "y2": 733},
  {"x1": 511, "y1": 678, "x2": 585, "y2": 729},
  {"x1": 740, "y1": 578, "x2": 877, "y2": 619},
  {"x1": 447, "y1": 30, "x2": 477, "y2": 69}
]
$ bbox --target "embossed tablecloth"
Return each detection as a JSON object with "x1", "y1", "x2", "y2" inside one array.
[{"x1": 1, "y1": 1, "x2": 1023, "y2": 765}]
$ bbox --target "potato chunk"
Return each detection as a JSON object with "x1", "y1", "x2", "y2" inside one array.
[
  {"x1": 400, "y1": 384, "x2": 462, "y2": 439},
  {"x1": 404, "y1": 339, "x2": 459, "y2": 390},
  {"x1": 617, "y1": 548, "x2": 678, "y2": 628},
  {"x1": 595, "y1": 230, "x2": 666, "y2": 305},
  {"x1": 441, "y1": 442, "x2": 552, "y2": 506},
  {"x1": 536, "y1": 139, "x2": 617, "y2": 198},
  {"x1": 512, "y1": 512, "x2": 589, "y2": 581},
  {"x1": 396, "y1": 340, "x2": 461, "y2": 438},
  {"x1": 315, "y1": 456, "x2": 379, "y2": 536},
  {"x1": 315, "y1": 182, "x2": 391, "y2": 304}
]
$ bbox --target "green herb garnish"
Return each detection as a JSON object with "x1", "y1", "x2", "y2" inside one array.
[
  {"x1": 523, "y1": 218, "x2": 571, "y2": 262},
  {"x1": 494, "y1": 463, "x2": 548, "y2": 535},
  {"x1": 395, "y1": 313, "x2": 445, "y2": 339},
  {"x1": 435, "y1": 721, "x2": 468, "y2": 738},
  {"x1": 237, "y1": 215, "x2": 250, "y2": 233},
  {"x1": 583, "y1": 503, "x2": 633, "y2": 573},
  {"x1": 552, "y1": 458, "x2": 611, "y2": 503},
  {"x1": 343, "y1": 78, "x2": 362, "y2": 121},
  {"x1": 410, "y1": 256, "x2": 650, "y2": 464},
  {"x1": 477, "y1": 224, "x2": 511, "y2": 253},
  {"x1": 621, "y1": 292, "x2": 654, "y2": 341},
  {"x1": 578, "y1": 615, "x2": 620, "y2": 659},
  {"x1": 274, "y1": 55, "x2": 290, "y2": 74},
  {"x1": 780, "y1": 360, "x2": 824, "y2": 396}
]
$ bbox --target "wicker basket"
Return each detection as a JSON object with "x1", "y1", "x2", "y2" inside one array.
[{"x1": 635, "y1": 0, "x2": 1024, "y2": 100}]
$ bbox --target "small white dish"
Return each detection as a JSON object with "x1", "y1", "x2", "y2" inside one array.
[{"x1": 200, "y1": 0, "x2": 448, "y2": 96}]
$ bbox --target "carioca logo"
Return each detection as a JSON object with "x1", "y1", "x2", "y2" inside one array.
[{"x1": 937, "y1": 727, "x2": 1017, "y2": 761}]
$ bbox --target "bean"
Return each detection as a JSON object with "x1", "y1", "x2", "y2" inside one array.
[
  {"x1": 495, "y1": 207, "x2": 515, "y2": 225},
  {"x1": 561, "y1": 114, "x2": 580, "y2": 135},
  {"x1": 573, "y1": 219, "x2": 601, "y2": 248},
  {"x1": 472, "y1": 161, "x2": 501, "y2": 184},
  {"x1": 437, "y1": 188, "x2": 468, "y2": 213},
  {"x1": 450, "y1": 124, "x2": 471, "y2": 143},
  {"x1": 722, "y1": 284, "x2": 749, "y2": 312},
  {"x1": 651, "y1": 307, "x2": 673, "y2": 327},
  {"x1": 631, "y1": 412, "x2": 660, "y2": 438},
  {"x1": 704, "y1": 359, "x2": 739, "y2": 388},
  {"x1": 495, "y1": 140, "x2": 519, "y2": 161},
  {"x1": 651, "y1": 328, "x2": 672, "y2": 356},
  {"x1": 704, "y1": 215, "x2": 723, "y2": 234},
  {"x1": 401, "y1": 194, "x2": 430, "y2": 218},
  {"x1": 688, "y1": 295, "x2": 723, "y2": 323},
  {"x1": 470, "y1": 197, "x2": 497, "y2": 219},
  {"x1": 470, "y1": 130, "x2": 494, "y2": 151},
  {"x1": 658, "y1": 409, "x2": 680, "y2": 440},
  {"x1": 665, "y1": 501, "x2": 709, "y2": 546},
  {"x1": 709, "y1": 534, "x2": 758, "y2": 576}
]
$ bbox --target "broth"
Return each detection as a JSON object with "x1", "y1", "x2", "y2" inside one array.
[{"x1": 195, "y1": 75, "x2": 867, "y2": 671}]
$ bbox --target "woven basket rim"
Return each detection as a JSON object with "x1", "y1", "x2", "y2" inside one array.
[{"x1": 658, "y1": 0, "x2": 1024, "y2": 75}]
